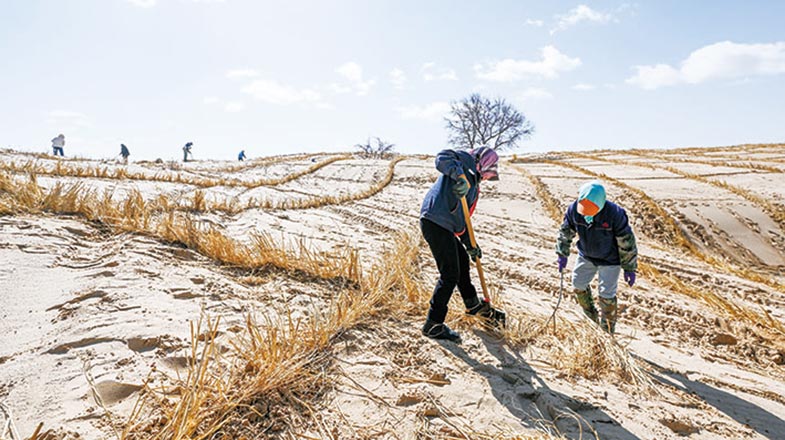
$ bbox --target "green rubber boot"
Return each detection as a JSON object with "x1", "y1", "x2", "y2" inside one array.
[
  {"x1": 599, "y1": 296, "x2": 618, "y2": 334},
  {"x1": 574, "y1": 288, "x2": 599, "y2": 323}
]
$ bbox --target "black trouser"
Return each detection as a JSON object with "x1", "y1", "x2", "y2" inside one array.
[{"x1": 420, "y1": 218, "x2": 478, "y2": 323}]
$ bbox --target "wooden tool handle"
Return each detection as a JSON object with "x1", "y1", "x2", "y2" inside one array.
[{"x1": 460, "y1": 196, "x2": 490, "y2": 302}]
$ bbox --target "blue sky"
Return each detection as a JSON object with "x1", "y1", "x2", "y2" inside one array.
[{"x1": 1, "y1": 0, "x2": 784, "y2": 160}]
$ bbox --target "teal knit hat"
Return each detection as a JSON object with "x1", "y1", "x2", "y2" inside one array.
[{"x1": 577, "y1": 181, "x2": 606, "y2": 223}]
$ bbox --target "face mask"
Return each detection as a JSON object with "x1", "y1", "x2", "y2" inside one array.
[{"x1": 480, "y1": 164, "x2": 499, "y2": 181}]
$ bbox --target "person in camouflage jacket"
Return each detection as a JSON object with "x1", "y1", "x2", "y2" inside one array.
[{"x1": 556, "y1": 181, "x2": 637, "y2": 333}]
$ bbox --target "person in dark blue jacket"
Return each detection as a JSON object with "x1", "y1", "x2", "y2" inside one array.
[
  {"x1": 556, "y1": 181, "x2": 638, "y2": 334},
  {"x1": 120, "y1": 144, "x2": 130, "y2": 164},
  {"x1": 238, "y1": 150, "x2": 246, "y2": 161},
  {"x1": 183, "y1": 142, "x2": 193, "y2": 162},
  {"x1": 419, "y1": 146, "x2": 502, "y2": 341}
]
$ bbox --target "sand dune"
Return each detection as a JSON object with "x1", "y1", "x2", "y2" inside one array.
[{"x1": 1, "y1": 145, "x2": 785, "y2": 439}]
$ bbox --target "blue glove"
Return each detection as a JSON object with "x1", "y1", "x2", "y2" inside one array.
[
  {"x1": 624, "y1": 271, "x2": 636, "y2": 287},
  {"x1": 557, "y1": 255, "x2": 567, "y2": 272},
  {"x1": 452, "y1": 176, "x2": 470, "y2": 198}
]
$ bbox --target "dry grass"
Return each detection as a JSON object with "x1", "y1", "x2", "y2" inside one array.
[
  {"x1": 590, "y1": 143, "x2": 785, "y2": 156},
  {"x1": 193, "y1": 155, "x2": 405, "y2": 214},
  {"x1": 0, "y1": 154, "x2": 351, "y2": 190},
  {"x1": 515, "y1": 165, "x2": 565, "y2": 222},
  {"x1": 0, "y1": 154, "x2": 691, "y2": 437},
  {"x1": 0, "y1": 171, "x2": 361, "y2": 284},
  {"x1": 185, "y1": 152, "x2": 318, "y2": 174},
  {"x1": 621, "y1": 148, "x2": 784, "y2": 174},
  {"x1": 2, "y1": 156, "x2": 403, "y2": 217},
  {"x1": 620, "y1": 149, "x2": 785, "y2": 243},
  {"x1": 118, "y1": 225, "x2": 649, "y2": 438},
  {"x1": 119, "y1": 222, "x2": 432, "y2": 438},
  {"x1": 563, "y1": 152, "x2": 785, "y2": 297}
]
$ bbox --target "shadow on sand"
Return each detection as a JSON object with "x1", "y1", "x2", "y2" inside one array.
[
  {"x1": 439, "y1": 330, "x2": 642, "y2": 440},
  {"x1": 647, "y1": 362, "x2": 785, "y2": 440}
]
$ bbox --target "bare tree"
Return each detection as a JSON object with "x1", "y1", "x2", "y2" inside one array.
[
  {"x1": 354, "y1": 137, "x2": 396, "y2": 159},
  {"x1": 444, "y1": 93, "x2": 534, "y2": 151}
]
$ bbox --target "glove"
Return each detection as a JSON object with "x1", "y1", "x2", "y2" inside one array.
[
  {"x1": 557, "y1": 255, "x2": 567, "y2": 272},
  {"x1": 624, "y1": 271, "x2": 636, "y2": 287},
  {"x1": 466, "y1": 245, "x2": 482, "y2": 262},
  {"x1": 452, "y1": 175, "x2": 470, "y2": 198}
]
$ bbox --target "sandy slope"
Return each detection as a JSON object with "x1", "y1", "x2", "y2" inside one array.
[{"x1": 1, "y1": 145, "x2": 785, "y2": 439}]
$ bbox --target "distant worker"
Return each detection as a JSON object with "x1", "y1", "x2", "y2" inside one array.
[
  {"x1": 556, "y1": 181, "x2": 638, "y2": 334},
  {"x1": 238, "y1": 150, "x2": 246, "y2": 161},
  {"x1": 183, "y1": 142, "x2": 193, "y2": 162},
  {"x1": 120, "y1": 143, "x2": 130, "y2": 164},
  {"x1": 51, "y1": 134, "x2": 65, "y2": 157}
]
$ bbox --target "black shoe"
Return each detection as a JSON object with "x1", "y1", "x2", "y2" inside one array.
[
  {"x1": 422, "y1": 319, "x2": 461, "y2": 341},
  {"x1": 466, "y1": 299, "x2": 507, "y2": 328}
]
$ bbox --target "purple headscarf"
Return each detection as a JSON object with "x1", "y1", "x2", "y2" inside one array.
[{"x1": 469, "y1": 146, "x2": 499, "y2": 181}]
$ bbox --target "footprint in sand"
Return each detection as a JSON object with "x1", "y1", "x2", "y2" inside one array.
[
  {"x1": 126, "y1": 336, "x2": 161, "y2": 353},
  {"x1": 92, "y1": 380, "x2": 143, "y2": 405},
  {"x1": 88, "y1": 270, "x2": 116, "y2": 278},
  {"x1": 126, "y1": 335, "x2": 182, "y2": 353}
]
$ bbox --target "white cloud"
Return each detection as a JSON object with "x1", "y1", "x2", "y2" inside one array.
[
  {"x1": 126, "y1": 0, "x2": 156, "y2": 7},
  {"x1": 334, "y1": 62, "x2": 376, "y2": 96},
  {"x1": 226, "y1": 69, "x2": 260, "y2": 79},
  {"x1": 126, "y1": 0, "x2": 225, "y2": 6},
  {"x1": 551, "y1": 4, "x2": 614, "y2": 34},
  {"x1": 354, "y1": 79, "x2": 376, "y2": 96},
  {"x1": 421, "y1": 62, "x2": 458, "y2": 81},
  {"x1": 203, "y1": 96, "x2": 220, "y2": 104},
  {"x1": 525, "y1": 18, "x2": 544, "y2": 27},
  {"x1": 521, "y1": 87, "x2": 553, "y2": 100},
  {"x1": 397, "y1": 102, "x2": 451, "y2": 121},
  {"x1": 47, "y1": 110, "x2": 92, "y2": 128},
  {"x1": 329, "y1": 83, "x2": 353, "y2": 94},
  {"x1": 626, "y1": 41, "x2": 785, "y2": 90},
  {"x1": 474, "y1": 46, "x2": 581, "y2": 82},
  {"x1": 242, "y1": 80, "x2": 322, "y2": 105},
  {"x1": 224, "y1": 101, "x2": 245, "y2": 113},
  {"x1": 336, "y1": 62, "x2": 364, "y2": 82},
  {"x1": 572, "y1": 83, "x2": 596, "y2": 91},
  {"x1": 390, "y1": 68, "x2": 407, "y2": 90}
]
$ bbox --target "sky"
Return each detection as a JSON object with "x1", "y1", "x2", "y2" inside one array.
[{"x1": 1, "y1": 0, "x2": 784, "y2": 160}]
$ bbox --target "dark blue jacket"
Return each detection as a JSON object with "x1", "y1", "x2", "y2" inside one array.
[
  {"x1": 556, "y1": 200, "x2": 637, "y2": 269},
  {"x1": 420, "y1": 149, "x2": 480, "y2": 234}
]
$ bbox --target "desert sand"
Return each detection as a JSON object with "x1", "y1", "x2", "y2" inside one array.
[{"x1": 1, "y1": 144, "x2": 785, "y2": 439}]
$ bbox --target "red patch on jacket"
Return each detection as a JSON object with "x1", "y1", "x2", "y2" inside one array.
[{"x1": 602, "y1": 222, "x2": 610, "y2": 228}]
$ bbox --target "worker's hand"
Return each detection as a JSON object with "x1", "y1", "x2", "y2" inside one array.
[
  {"x1": 452, "y1": 174, "x2": 470, "y2": 198},
  {"x1": 466, "y1": 244, "x2": 482, "y2": 262},
  {"x1": 624, "y1": 271, "x2": 636, "y2": 287},
  {"x1": 557, "y1": 255, "x2": 568, "y2": 273}
]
